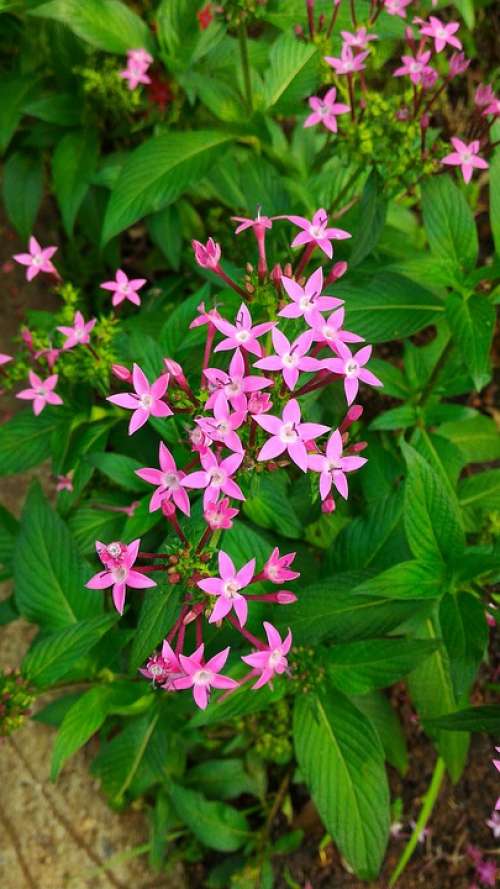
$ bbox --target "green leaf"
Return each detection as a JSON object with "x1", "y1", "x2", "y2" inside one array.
[
  {"x1": 91, "y1": 709, "x2": 160, "y2": 804},
  {"x1": 490, "y1": 128, "x2": 500, "y2": 256},
  {"x1": 30, "y1": 0, "x2": 153, "y2": 53},
  {"x1": 0, "y1": 504, "x2": 19, "y2": 577},
  {"x1": 327, "y1": 638, "x2": 439, "y2": 696},
  {"x1": 263, "y1": 34, "x2": 318, "y2": 113},
  {"x1": 348, "y1": 171, "x2": 387, "y2": 266},
  {"x1": 0, "y1": 74, "x2": 35, "y2": 152},
  {"x1": 352, "y1": 691, "x2": 408, "y2": 775},
  {"x1": 169, "y1": 783, "x2": 249, "y2": 852},
  {"x1": 243, "y1": 472, "x2": 302, "y2": 539},
  {"x1": 129, "y1": 580, "x2": 180, "y2": 673},
  {"x1": 453, "y1": 0, "x2": 474, "y2": 28},
  {"x1": 369, "y1": 405, "x2": 417, "y2": 431},
  {"x1": 185, "y1": 759, "x2": 260, "y2": 801},
  {"x1": 426, "y1": 705, "x2": 500, "y2": 733},
  {"x1": 159, "y1": 284, "x2": 211, "y2": 357},
  {"x1": 22, "y1": 613, "x2": 119, "y2": 687},
  {"x1": 402, "y1": 443, "x2": 465, "y2": 566},
  {"x1": 439, "y1": 592, "x2": 488, "y2": 700},
  {"x1": 14, "y1": 483, "x2": 99, "y2": 630},
  {"x1": 330, "y1": 490, "x2": 408, "y2": 573},
  {"x1": 52, "y1": 130, "x2": 99, "y2": 236},
  {"x1": 86, "y1": 452, "x2": 147, "y2": 492},
  {"x1": 421, "y1": 174, "x2": 478, "y2": 274},
  {"x1": 0, "y1": 409, "x2": 62, "y2": 476},
  {"x1": 353, "y1": 560, "x2": 443, "y2": 600},
  {"x1": 102, "y1": 131, "x2": 232, "y2": 243},
  {"x1": 23, "y1": 92, "x2": 81, "y2": 126},
  {"x1": 2, "y1": 152, "x2": 44, "y2": 239},
  {"x1": 189, "y1": 677, "x2": 287, "y2": 728},
  {"x1": 294, "y1": 686, "x2": 389, "y2": 880},
  {"x1": 458, "y1": 469, "x2": 500, "y2": 513},
  {"x1": 438, "y1": 415, "x2": 500, "y2": 463},
  {"x1": 446, "y1": 293, "x2": 495, "y2": 390}
]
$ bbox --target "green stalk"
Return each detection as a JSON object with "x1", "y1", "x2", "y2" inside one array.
[
  {"x1": 389, "y1": 757, "x2": 446, "y2": 887},
  {"x1": 329, "y1": 164, "x2": 365, "y2": 214},
  {"x1": 238, "y1": 20, "x2": 253, "y2": 115}
]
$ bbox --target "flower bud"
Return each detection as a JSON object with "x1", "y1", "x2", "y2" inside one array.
[
  {"x1": 112, "y1": 363, "x2": 132, "y2": 382},
  {"x1": 340, "y1": 404, "x2": 363, "y2": 433},
  {"x1": 321, "y1": 497, "x2": 336, "y2": 513},
  {"x1": 161, "y1": 500, "x2": 176, "y2": 518},
  {"x1": 192, "y1": 237, "x2": 221, "y2": 270},
  {"x1": 276, "y1": 591, "x2": 298, "y2": 604}
]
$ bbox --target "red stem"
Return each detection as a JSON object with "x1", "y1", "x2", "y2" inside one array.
[
  {"x1": 227, "y1": 613, "x2": 266, "y2": 649},
  {"x1": 294, "y1": 242, "x2": 316, "y2": 279}
]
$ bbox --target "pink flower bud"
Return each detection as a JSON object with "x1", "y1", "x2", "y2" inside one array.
[
  {"x1": 192, "y1": 237, "x2": 221, "y2": 270},
  {"x1": 271, "y1": 263, "x2": 283, "y2": 290},
  {"x1": 21, "y1": 328, "x2": 34, "y2": 349},
  {"x1": 340, "y1": 404, "x2": 364, "y2": 432},
  {"x1": 161, "y1": 500, "x2": 176, "y2": 518},
  {"x1": 164, "y1": 357, "x2": 183, "y2": 377},
  {"x1": 112, "y1": 363, "x2": 132, "y2": 382},
  {"x1": 322, "y1": 497, "x2": 336, "y2": 513},
  {"x1": 349, "y1": 440, "x2": 368, "y2": 453},
  {"x1": 276, "y1": 591, "x2": 298, "y2": 604},
  {"x1": 325, "y1": 261, "x2": 348, "y2": 286}
]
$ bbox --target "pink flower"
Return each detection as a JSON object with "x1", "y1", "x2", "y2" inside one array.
[
  {"x1": 119, "y1": 48, "x2": 153, "y2": 90},
  {"x1": 486, "y1": 811, "x2": 500, "y2": 839},
  {"x1": 325, "y1": 45, "x2": 369, "y2": 75},
  {"x1": 196, "y1": 393, "x2": 246, "y2": 453},
  {"x1": 204, "y1": 348, "x2": 272, "y2": 412},
  {"x1": 254, "y1": 328, "x2": 321, "y2": 391},
  {"x1": 0, "y1": 353, "x2": 13, "y2": 365},
  {"x1": 107, "y1": 363, "x2": 172, "y2": 434},
  {"x1": 34, "y1": 346, "x2": 60, "y2": 370},
  {"x1": 304, "y1": 87, "x2": 350, "y2": 133},
  {"x1": 111, "y1": 363, "x2": 132, "y2": 382},
  {"x1": 129, "y1": 48, "x2": 153, "y2": 67},
  {"x1": 17, "y1": 371, "x2": 63, "y2": 415},
  {"x1": 475, "y1": 859, "x2": 496, "y2": 887},
  {"x1": 55, "y1": 474, "x2": 73, "y2": 492},
  {"x1": 325, "y1": 344, "x2": 383, "y2": 405},
  {"x1": 13, "y1": 236, "x2": 57, "y2": 281},
  {"x1": 86, "y1": 538, "x2": 155, "y2": 614},
  {"x1": 384, "y1": 0, "x2": 412, "y2": 18},
  {"x1": 241, "y1": 622, "x2": 292, "y2": 689},
  {"x1": 261, "y1": 548, "x2": 300, "y2": 583},
  {"x1": 475, "y1": 84, "x2": 495, "y2": 107},
  {"x1": 204, "y1": 498, "x2": 239, "y2": 530},
  {"x1": 100, "y1": 269, "x2": 147, "y2": 307},
  {"x1": 448, "y1": 52, "x2": 469, "y2": 77},
  {"x1": 279, "y1": 267, "x2": 342, "y2": 321},
  {"x1": 212, "y1": 303, "x2": 275, "y2": 358},
  {"x1": 254, "y1": 398, "x2": 329, "y2": 472},
  {"x1": 308, "y1": 428, "x2": 367, "y2": 500},
  {"x1": 483, "y1": 98, "x2": 500, "y2": 117},
  {"x1": 181, "y1": 448, "x2": 245, "y2": 507},
  {"x1": 140, "y1": 639, "x2": 182, "y2": 689},
  {"x1": 192, "y1": 237, "x2": 221, "y2": 270},
  {"x1": 57, "y1": 310, "x2": 96, "y2": 349},
  {"x1": 419, "y1": 16, "x2": 461, "y2": 53},
  {"x1": 286, "y1": 209, "x2": 351, "y2": 259},
  {"x1": 175, "y1": 644, "x2": 239, "y2": 709},
  {"x1": 231, "y1": 211, "x2": 273, "y2": 235},
  {"x1": 135, "y1": 442, "x2": 190, "y2": 515},
  {"x1": 189, "y1": 425, "x2": 212, "y2": 454},
  {"x1": 306, "y1": 306, "x2": 364, "y2": 351},
  {"x1": 394, "y1": 51, "x2": 434, "y2": 85},
  {"x1": 248, "y1": 391, "x2": 272, "y2": 415},
  {"x1": 493, "y1": 746, "x2": 500, "y2": 772},
  {"x1": 442, "y1": 137, "x2": 489, "y2": 184},
  {"x1": 189, "y1": 300, "x2": 221, "y2": 329},
  {"x1": 198, "y1": 550, "x2": 255, "y2": 626},
  {"x1": 341, "y1": 28, "x2": 378, "y2": 49}
]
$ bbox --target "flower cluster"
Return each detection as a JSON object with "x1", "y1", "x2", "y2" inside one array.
[
  {"x1": 86, "y1": 209, "x2": 378, "y2": 708},
  {"x1": 119, "y1": 48, "x2": 153, "y2": 91}
]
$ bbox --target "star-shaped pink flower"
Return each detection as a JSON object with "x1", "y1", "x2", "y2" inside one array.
[
  {"x1": 107, "y1": 363, "x2": 172, "y2": 434},
  {"x1": 306, "y1": 306, "x2": 364, "y2": 351},
  {"x1": 135, "y1": 442, "x2": 190, "y2": 515},
  {"x1": 254, "y1": 328, "x2": 321, "y2": 391},
  {"x1": 261, "y1": 548, "x2": 300, "y2": 584},
  {"x1": 341, "y1": 28, "x2": 378, "y2": 49},
  {"x1": 212, "y1": 303, "x2": 275, "y2": 358},
  {"x1": 119, "y1": 48, "x2": 153, "y2": 90},
  {"x1": 181, "y1": 448, "x2": 245, "y2": 507},
  {"x1": 325, "y1": 45, "x2": 369, "y2": 75},
  {"x1": 279, "y1": 267, "x2": 343, "y2": 322},
  {"x1": 204, "y1": 498, "x2": 239, "y2": 530},
  {"x1": 241, "y1": 622, "x2": 292, "y2": 689},
  {"x1": 13, "y1": 237, "x2": 57, "y2": 281},
  {"x1": 86, "y1": 538, "x2": 155, "y2": 614},
  {"x1": 442, "y1": 137, "x2": 489, "y2": 184},
  {"x1": 204, "y1": 348, "x2": 272, "y2": 413},
  {"x1": 140, "y1": 639, "x2": 182, "y2": 689},
  {"x1": 100, "y1": 269, "x2": 147, "y2": 307},
  {"x1": 304, "y1": 87, "x2": 350, "y2": 133},
  {"x1": 286, "y1": 209, "x2": 351, "y2": 259},
  {"x1": 384, "y1": 0, "x2": 412, "y2": 17},
  {"x1": 189, "y1": 300, "x2": 221, "y2": 329},
  {"x1": 255, "y1": 398, "x2": 329, "y2": 472},
  {"x1": 192, "y1": 237, "x2": 221, "y2": 270},
  {"x1": 196, "y1": 392, "x2": 246, "y2": 453},
  {"x1": 394, "y1": 51, "x2": 434, "y2": 85},
  {"x1": 17, "y1": 371, "x2": 63, "y2": 415},
  {"x1": 308, "y1": 428, "x2": 367, "y2": 500},
  {"x1": 57, "y1": 310, "x2": 96, "y2": 350},
  {"x1": 0, "y1": 353, "x2": 13, "y2": 366},
  {"x1": 325, "y1": 344, "x2": 383, "y2": 405},
  {"x1": 197, "y1": 550, "x2": 255, "y2": 626},
  {"x1": 231, "y1": 210, "x2": 273, "y2": 235},
  {"x1": 175, "y1": 644, "x2": 239, "y2": 709},
  {"x1": 419, "y1": 16, "x2": 461, "y2": 53}
]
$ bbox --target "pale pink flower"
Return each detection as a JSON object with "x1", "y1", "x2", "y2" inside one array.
[
  {"x1": 442, "y1": 137, "x2": 489, "y2": 184},
  {"x1": 261, "y1": 548, "x2": 300, "y2": 583},
  {"x1": 135, "y1": 442, "x2": 190, "y2": 515},
  {"x1": 308, "y1": 428, "x2": 367, "y2": 500},
  {"x1": 57, "y1": 310, "x2": 96, "y2": 350},
  {"x1": 198, "y1": 550, "x2": 255, "y2": 626},
  {"x1": 181, "y1": 448, "x2": 245, "y2": 507},
  {"x1": 486, "y1": 811, "x2": 500, "y2": 839},
  {"x1": 140, "y1": 639, "x2": 182, "y2": 689},
  {"x1": 384, "y1": 0, "x2": 412, "y2": 17},
  {"x1": 175, "y1": 644, "x2": 239, "y2": 709},
  {"x1": 196, "y1": 392, "x2": 246, "y2": 453},
  {"x1": 192, "y1": 237, "x2": 221, "y2": 270},
  {"x1": 394, "y1": 51, "x2": 434, "y2": 85},
  {"x1": 204, "y1": 348, "x2": 272, "y2": 412},
  {"x1": 306, "y1": 306, "x2": 364, "y2": 351},
  {"x1": 55, "y1": 474, "x2": 73, "y2": 492},
  {"x1": 254, "y1": 328, "x2": 321, "y2": 391},
  {"x1": 204, "y1": 497, "x2": 239, "y2": 530},
  {"x1": 13, "y1": 236, "x2": 57, "y2": 281},
  {"x1": 248, "y1": 391, "x2": 272, "y2": 415},
  {"x1": 285, "y1": 209, "x2": 351, "y2": 259},
  {"x1": 129, "y1": 49, "x2": 153, "y2": 67},
  {"x1": 419, "y1": 16, "x2": 461, "y2": 53},
  {"x1": 325, "y1": 45, "x2": 369, "y2": 75},
  {"x1": 189, "y1": 300, "x2": 221, "y2": 329},
  {"x1": 304, "y1": 87, "x2": 350, "y2": 133},
  {"x1": 100, "y1": 269, "x2": 147, "y2": 307},
  {"x1": 107, "y1": 363, "x2": 172, "y2": 434},
  {"x1": 119, "y1": 48, "x2": 153, "y2": 90},
  {"x1": 212, "y1": 303, "x2": 275, "y2": 358},
  {"x1": 241, "y1": 622, "x2": 292, "y2": 689},
  {"x1": 17, "y1": 371, "x2": 63, "y2": 415},
  {"x1": 86, "y1": 538, "x2": 155, "y2": 614},
  {"x1": 325, "y1": 344, "x2": 383, "y2": 405},
  {"x1": 0, "y1": 354, "x2": 13, "y2": 365},
  {"x1": 279, "y1": 267, "x2": 342, "y2": 321},
  {"x1": 341, "y1": 28, "x2": 378, "y2": 49},
  {"x1": 254, "y1": 398, "x2": 329, "y2": 472}
]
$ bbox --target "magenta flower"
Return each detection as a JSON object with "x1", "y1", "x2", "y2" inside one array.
[
  {"x1": 55, "y1": 474, "x2": 73, "y2": 492},
  {"x1": 384, "y1": 0, "x2": 412, "y2": 16},
  {"x1": 308, "y1": 428, "x2": 367, "y2": 500},
  {"x1": 255, "y1": 398, "x2": 329, "y2": 472},
  {"x1": 204, "y1": 348, "x2": 272, "y2": 412},
  {"x1": 419, "y1": 16, "x2": 461, "y2": 53},
  {"x1": 13, "y1": 236, "x2": 57, "y2": 281},
  {"x1": 483, "y1": 97, "x2": 500, "y2": 116},
  {"x1": 17, "y1": 371, "x2": 63, "y2": 415},
  {"x1": 107, "y1": 363, "x2": 172, "y2": 435},
  {"x1": 204, "y1": 498, "x2": 239, "y2": 530},
  {"x1": 306, "y1": 306, "x2": 364, "y2": 350},
  {"x1": 304, "y1": 87, "x2": 350, "y2": 133},
  {"x1": 341, "y1": 28, "x2": 378, "y2": 49},
  {"x1": 262, "y1": 548, "x2": 300, "y2": 583},
  {"x1": 394, "y1": 51, "x2": 434, "y2": 85},
  {"x1": 248, "y1": 391, "x2": 272, "y2": 415},
  {"x1": 212, "y1": 303, "x2": 275, "y2": 358},
  {"x1": 0, "y1": 353, "x2": 13, "y2": 366},
  {"x1": 448, "y1": 52, "x2": 469, "y2": 77},
  {"x1": 135, "y1": 442, "x2": 190, "y2": 515},
  {"x1": 100, "y1": 269, "x2": 147, "y2": 307},
  {"x1": 198, "y1": 550, "x2": 255, "y2": 626},
  {"x1": 475, "y1": 859, "x2": 497, "y2": 887},
  {"x1": 325, "y1": 344, "x2": 383, "y2": 405},
  {"x1": 175, "y1": 644, "x2": 239, "y2": 709},
  {"x1": 231, "y1": 211, "x2": 273, "y2": 235},
  {"x1": 196, "y1": 393, "x2": 246, "y2": 453},
  {"x1": 325, "y1": 45, "x2": 369, "y2": 75},
  {"x1": 86, "y1": 538, "x2": 155, "y2": 614},
  {"x1": 192, "y1": 238, "x2": 222, "y2": 270},
  {"x1": 475, "y1": 84, "x2": 496, "y2": 107},
  {"x1": 279, "y1": 267, "x2": 342, "y2": 322},
  {"x1": 140, "y1": 639, "x2": 182, "y2": 689},
  {"x1": 57, "y1": 310, "x2": 96, "y2": 350},
  {"x1": 254, "y1": 329, "x2": 321, "y2": 391},
  {"x1": 181, "y1": 448, "x2": 245, "y2": 507},
  {"x1": 189, "y1": 301, "x2": 221, "y2": 331},
  {"x1": 241, "y1": 622, "x2": 292, "y2": 689},
  {"x1": 119, "y1": 48, "x2": 153, "y2": 90},
  {"x1": 441, "y1": 138, "x2": 489, "y2": 184},
  {"x1": 286, "y1": 209, "x2": 351, "y2": 260}
]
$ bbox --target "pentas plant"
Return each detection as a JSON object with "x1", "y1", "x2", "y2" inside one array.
[{"x1": 85, "y1": 211, "x2": 379, "y2": 709}]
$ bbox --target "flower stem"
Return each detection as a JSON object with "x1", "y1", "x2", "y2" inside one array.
[
  {"x1": 329, "y1": 164, "x2": 364, "y2": 213},
  {"x1": 227, "y1": 613, "x2": 266, "y2": 649},
  {"x1": 216, "y1": 267, "x2": 247, "y2": 298},
  {"x1": 389, "y1": 757, "x2": 446, "y2": 887},
  {"x1": 294, "y1": 242, "x2": 316, "y2": 279},
  {"x1": 238, "y1": 19, "x2": 253, "y2": 115}
]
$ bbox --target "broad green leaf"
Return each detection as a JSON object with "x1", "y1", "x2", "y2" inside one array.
[
  {"x1": 222, "y1": 519, "x2": 271, "y2": 567},
  {"x1": 438, "y1": 415, "x2": 500, "y2": 463},
  {"x1": 453, "y1": 0, "x2": 474, "y2": 28},
  {"x1": 2, "y1": 152, "x2": 44, "y2": 239},
  {"x1": 327, "y1": 638, "x2": 439, "y2": 696},
  {"x1": 22, "y1": 613, "x2": 119, "y2": 687},
  {"x1": 91, "y1": 709, "x2": 161, "y2": 804},
  {"x1": 294, "y1": 686, "x2": 389, "y2": 879},
  {"x1": 426, "y1": 705, "x2": 500, "y2": 733},
  {"x1": 169, "y1": 783, "x2": 249, "y2": 852},
  {"x1": 452, "y1": 544, "x2": 500, "y2": 582},
  {"x1": 0, "y1": 74, "x2": 35, "y2": 152},
  {"x1": 243, "y1": 472, "x2": 302, "y2": 539},
  {"x1": 352, "y1": 691, "x2": 408, "y2": 775},
  {"x1": 52, "y1": 130, "x2": 99, "y2": 236},
  {"x1": 411, "y1": 427, "x2": 464, "y2": 491},
  {"x1": 0, "y1": 409, "x2": 62, "y2": 476},
  {"x1": 490, "y1": 128, "x2": 500, "y2": 255},
  {"x1": 0, "y1": 504, "x2": 18, "y2": 577},
  {"x1": 185, "y1": 759, "x2": 260, "y2": 801},
  {"x1": 68, "y1": 507, "x2": 124, "y2": 555},
  {"x1": 439, "y1": 592, "x2": 488, "y2": 700},
  {"x1": 348, "y1": 171, "x2": 387, "y2": 266},
  {"x1": 15, "y1": 484, "x2": 99, "y2": 629},
  {"x1": 23, "y1": 92, "x2": 81, "y2": 126},
  {"x1": 263, "y1": 34, "x2": 318, "y2": 113},
  {"x1": 30, "y1": 0, "x2": 153, "y2": 53},
  {"x1": 458, "y1": 470, "x2": 500, "y2": 513},
  {"x1": 102, "y1": 130, "x2": 232, "y2": 243},
  {"x1": 159, "y1": 284, "x2": 211, "y2": 357},
  {"x1": 353, "y1": 560, "x2": 443, "y2": 600},
  {"x1": 129, "y1": 581, "x2": 180, "y2": 672},
  {"x1": 329, "y1": 490, "x2": 409, "y2": 573},
  {"x1": 87, "y1": 452, "x2": 147, "y2": 492},
  {"x1": 369, "y1": 405, "x2": 417, "y2": 431},
  {"x1": 446, "y1": 293, "x2": 495, "y2": 390},
  {"x1": 189, "y1": 677, "x2": 287, "y2": 728},
  {"x1": 421, "y1": 174, "x2": 478, "y2": 274}
]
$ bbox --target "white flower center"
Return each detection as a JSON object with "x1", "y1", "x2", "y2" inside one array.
[
  {"x1": 223, "y1": 579, "x2": 240, "y2": 598},
  {"x1": 35, "y1": 386, "x2": 47, "y2": 397},
  {"x1": 33, "y1": 254, "x2": 43, "y2": 266},
  {"x1": 139, "y1": 393, "x2": 153, "y2": 409},
  {"x1": 299, "y1": 294, "x2": 312, "y2": 310},
  {"x1": 74, "y1": 327, "x2": 84, "y2": 340},
  {"x1": 282, "y1": 352, "x2": 298, "y2": 369},
  {"x1": 162, "y1": 471, "x2": 180, "y2": 490},
  {"x1": 113, "y1": 566, "x2": 128, "y2": 582},
  {"x1": 310, "y1": 224, "x2": 325, "y2": 238},
  {"x1": 266, "y1": 564, "x2": 279, "y2": 581},
  {"x1": 236, "y1": 329, "x2": 250, "y2": 343},
  {"x1": 436, "y1": 27, "x2": 447, "y2": 38},
  {"x1": 462, "y1": 151, "x2": 472, "y2": 162},
  {"x1": 118, "y1": 282, "x2": 129, "y2": 294},
  {"x1": 150, "y1": 663, "x2": 165, "y2": 677},
  {"x1": 345, "y1": 360, "x2": 359, "y2": 377},
  {"x1": 268, "y1": 649, "x2": 284, "y2": 669},
  {"x1": 226, "y1": 379, "x2": 242, "y2": 395},
  {"x1": 327, "y1": 459, "x2": 342, "y2": 472},
  {"x1": 280, "y1": 422, "x2": 298, "y2": 444},
  {"x1": 208, "y1": 467, "x2": 226, "y2": 487},
  {"x1": 410, "y1": 62, "x2": 422, "y2": 74},
  {"x1": 323, "y1": 325, "x2": 337, "y2": 340},
  {"x1": 216, "y1": 420, "x2": 230, "y2": 435},
  {"x1": 107, "y1": 543, "x2": 122, "y2": 558},
  {"x1": 193, "y1": 669, "x2": 213, "y2": 686}
]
